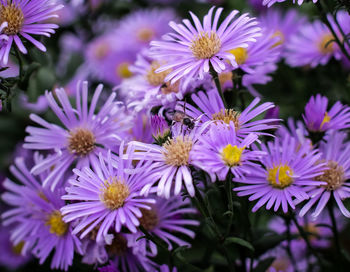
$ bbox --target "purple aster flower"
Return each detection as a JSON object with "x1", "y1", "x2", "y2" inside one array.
[
  {"x1": 299, "y1": 131, "x2": 350, "y2": 218},
  {"x1": 0, "y1": 225, "x2": 31, "y2": 269},
  {"x1": 176, "y1": 89, "x2": 278, "y2": 137},
  {"x1": 129, "y1": 194, "x2": 199, "y2": 256},
  {"x1": 24, "y1": 81, "x2": 129, "y2": 190},
  {"x1": 1, "y1": 155, "x2": 82, "y2": 271},
  {"x1": 126, "y1": 52, "x2": 189, "y2": 111},
  {"x1": 285, "y1": 20, "x2": 342, "y2": 67},
  {"x1": 192, "y1": 122, "x2": 264, "y2": 181},
  {"x1": 303, "y1": 94, "x2": 350, "y2": 132},
  {"x1": 127, "y1": 111, "x2": 154, "y2": 144},
  {"x1": 61, "y1": 147, "x2": 156, "y2": 243},
  {"x1": 269, "y1": 212, "x2": 335, "y2": 256},
  {"x1": 19, "y1": 93, "x2": 49, "y2": 113},
  {"x1": 259, "y1": 9, "x2": 307, "y2": 57},
  {"x1": 0, "y1": 0, "x2": 63, "y2": 65},
  {"x1": 150, "y1": 7, "x2": 261, "y2": 87},
  {"x1": 277, "y1": 117, "x2": 312, "y2": 148},
  {"x1": 128, "y1": 124, "x2": 207, "y2": 198},
  {"x1": 116, "y1": 8, "x2": 176, "y2": 51},
  {"x1": 234, "y1": 136, "x2": 326, "y2": 213},
  {"x1": 227, "y1": 28, "x2": 281, "y2": 74},
  {"x1": 262, "y1": 0, "x2": 317, "y2": 7}
]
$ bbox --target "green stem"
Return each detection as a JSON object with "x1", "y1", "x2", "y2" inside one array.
[
  {"x1": 316, "y1": 1, "x2": 350, "y2": 61},
  {"x1": 139, "y1": 226, "x2": 202, "y2": 272},
  {"x1": 209, "y1": 64, "x2": 227, "y2": 108},
  {"x1": 224, "y1": 173, "x2": 234, "y2": 237},
  {"x1": 327, "y1": 199, "x2": 344, "y2": 266},
  {"x1": 14, "y1": 47, "x2": 24, "y2": 81}
]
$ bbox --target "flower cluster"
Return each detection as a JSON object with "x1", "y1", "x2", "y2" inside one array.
[{"x1": 1, "y1": 1, "x2": 350, "y2": 272}]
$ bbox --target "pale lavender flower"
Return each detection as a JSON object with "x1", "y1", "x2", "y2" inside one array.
[
  {"x1": 176, "y1": 89, "x2": 278, "y2": 137},
  {"x1": 192, "y1": 122, "x2": 264, "y2": 181},
  {"x1": 300, "y1": 131, "x2": 350, "y2": 218},
  {"x1": 150, "y1": 7, "x2": 261, "y2": 87},
  {"x1": 61, "y1": 147, "x2": 156, "y2": 242},
  {"x1": 285, "y1": 20, "x2": 342, "y2": 67},
  {"x1": 234, "y1": 136, "x2": 326, "y2": 213},
  {"x1": 24, "y1": 81, "x2": 128, "y2": 190},
  {"x1": 129, "y1": 124, "x2": 207, "y2": 198},
  {"x1": 0, "y1": 0, "x2": 63, "y2": 64}
]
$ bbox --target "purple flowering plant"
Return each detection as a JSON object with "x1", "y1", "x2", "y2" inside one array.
[{"x1": 1, "y1": 0, "x2": 350, "y2": 271}]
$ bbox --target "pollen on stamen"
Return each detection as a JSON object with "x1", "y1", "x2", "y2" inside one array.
[
  {"x1": 68, "y1": 128, "x2": 96, "y2": 156},
  {"x1": 163, "y1": 136, "x2": 193, "y2": 166},
  {"x1": 316, "y1": 160, "x2": 345, "y2": 191},
  {"x1": 116, "y1": 62, "x2": 133, "y2": 78},
  {"x1": 229, "y1": 47, "x2": 248, "y2": 65},
  {"x1": 221, "y1": 144, "x2": 245, "y2": 167},
  {"x1": 100, "y1": 178, "x2": 130, "y2": 210},
  {"x1": 45, "y1": 210, "x2": 68, "y2": 236},
  {"x1": 320, "y1": 112, "x2": 331, "y2": 128},
  {"x1": 267, "y1": 164, "x2": 294, "y2": 189},
  {"x1": 190, "y1": 31, "x2": 222, "y2": 59},
  {"x1": 0, "y1": 3, "x2": 24, "y2": 35},
  {"x1": 212, "y1": 109, "x2": 241, "y2": 129},
  {"x1": 139, "y1": 207, "x2": 159, "y2": 231},
  {"x1": 146, "y1": 61, "x2": 171, "y2": 86}
]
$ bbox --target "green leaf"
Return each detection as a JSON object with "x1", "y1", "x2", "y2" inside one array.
[{"x1": 224, "y1": 237, "x2": 254, "y2": 252}]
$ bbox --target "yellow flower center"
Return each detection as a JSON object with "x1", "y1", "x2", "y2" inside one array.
[
  {"x1": 212, "y1": 109, "x2": 241, "y2": 129},
  {"x1": 146, "y1": 61, "x2": 170, "y2": 86},
  {"x1": 45, "y1": 210, "x2": 68, "y2": 236},
  {"x1": 190, "y1": 31, "x2": 221, "y2": 59},
  {"x1": 139, "y1": 207, "x2": 159, "y2": 231},
  {"x1": 267, "y1": 164, "x2": 294, "y2": 189},
  {"x1": 317, "y1": 160, "x2": 345, "y2": 191},
  {"x1": 0, "y1": 3, "x2": 24, "y2": 35},
  {"x1": 268, "y1": 256, "x2": 290, "y2": 272},
  {"x1": 68, "y1": 128, "x2": 96, "y2": 156},
  {"x1": 136, "y1": 27, "x2": 155, "y2": 42},
  {"x1": 320, "y1": 112, "x2": 331, "y2": 128},
  {"x1": 163, "y1": 136, "x2": 193, "y2": 166},
  {"x1": 229, "y1": 47, "x2": 248, "y2": 65},
  {"x1": 271, "y1": 30, "x2": 285, "y2": 47},
  {"x1": 221, "y1": 144, "x2": 245, "y2": 167},
  {"x1": 100, "y1": 178, "x2": 130, "y2": 210},
  {"x1": 116, "y1": 62, "x2": 133, "y2": 78},
  {"x1": 12, "y1": 241, "x2": 24, "y2": 255},
  {"x1": 318, "y1": 34, "x2": 335, "y2": 54}
]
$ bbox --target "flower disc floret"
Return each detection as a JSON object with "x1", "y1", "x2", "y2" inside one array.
[
  {"x1": 221, "y1": 144, "x2": 245, "y2": 167},
  {"x1": 45, "y1": 210, "x2": 68, "y2": 236},
  {"x1": 317, "y1": 160, "x2": 345, "y2": 191},
  {"x1": 229, "y1": 47, "x2": 248, "y2": 65},
  {"x1": 68, "y1": 128, "x2": 96, "y2": 156},
  {"x1": 190, "y1": 31, "x2": 221, "y2": 59},
  {"x1": 101, "y1": 179, "x2": 130, "y2": 210},
  {"x1": 163, "y1": 136, "x2": 193, "y2": 166},
  {"x1": 139, "y1": 208, "x2": 159, "y2": 231},
  {"x1": 212, "y1": 109, "x2": 241, "y2": 128},
  {"x1": 0, "y1": 3, "x2": 23, "y2": 35},
  {"x1": 267, "y1": 164, "x2": 294, "y2": 189}
]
